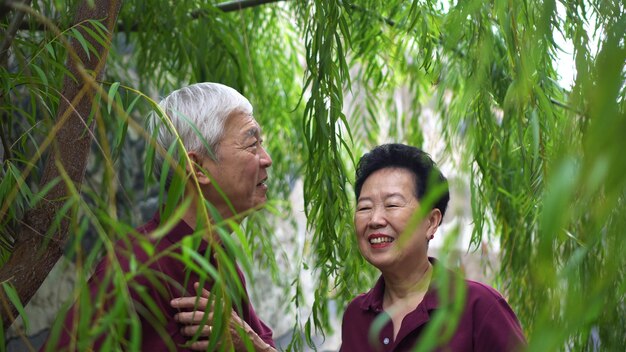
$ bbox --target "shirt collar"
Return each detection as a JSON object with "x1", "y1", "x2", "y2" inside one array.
[{"x1": 359, "y1": 274, "x2": 386, "y2": 311}]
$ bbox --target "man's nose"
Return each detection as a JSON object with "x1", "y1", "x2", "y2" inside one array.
[{"x1": 260, "y1": 146, "x2": 272, "y2": 167}]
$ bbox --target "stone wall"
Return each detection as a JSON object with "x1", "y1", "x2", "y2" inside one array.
[{"x1": 5, "y1": 260, "x2": 76, "y2": 351}]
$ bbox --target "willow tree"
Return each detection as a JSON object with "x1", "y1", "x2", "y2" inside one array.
[{"x1": 1, "y1": 0, "x2": 624, "y2": 351}]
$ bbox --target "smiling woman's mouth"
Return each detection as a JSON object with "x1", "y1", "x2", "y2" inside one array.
[{"x1": 368, "y1": 236, "x2": 394, "y2": 245}]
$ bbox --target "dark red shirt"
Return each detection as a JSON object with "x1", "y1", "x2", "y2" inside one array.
[
  {"x1": 340, "y1": 260, "x2": 526, "y2": 352},
  {"x1": 46, "y1": 213, "x2": 275, "y2": 351}
]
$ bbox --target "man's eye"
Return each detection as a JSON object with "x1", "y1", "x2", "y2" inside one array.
[
  {"x1": 357, "y1": 206, "x2": 371, "y2": 211},
  {"x1": 248, "y1": 141, "x2": 258, "y2": 148}
]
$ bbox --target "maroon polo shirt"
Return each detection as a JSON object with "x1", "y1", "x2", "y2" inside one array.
[
  {"x1": 340, "y1": 259, "x2": 526, "y2": 352},
  {"x1": 45, "y1": 212, "x2": 275, "y2": 351}
]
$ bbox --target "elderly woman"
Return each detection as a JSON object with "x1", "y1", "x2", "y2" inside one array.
[{"x1": 340, "y1": 144, "x2": 526, "y2": 352}]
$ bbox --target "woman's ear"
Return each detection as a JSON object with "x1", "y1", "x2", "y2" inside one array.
[{"x1": 187, "y1": 151, "x2": 211, "y2": 185}]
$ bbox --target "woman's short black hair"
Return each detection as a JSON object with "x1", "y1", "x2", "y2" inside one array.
[{"x1": 354, "y1": 143, "x2": 450, "y2": 221}]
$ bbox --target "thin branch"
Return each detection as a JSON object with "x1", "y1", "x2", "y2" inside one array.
[
  {"x1": 1, "y1": 1, "x2": 12, "y2": 19},
  {"x1": 214, "y1": 0, "x2": 286, "y2": 13},
  {"x1": 16, "y1": 0, "x2": 289, "y2": 31},
  {"x1": 344, "y1": 2, "x2": 396, "y2": 27},
  {"x1": 0, "y1": 0, "x2": 33, "y2": 65},
  {"x1": 0, "y1": 114, "x2": 11, "y2": 163},
  {"x1": 0, "y1": 2, "x2": 22, "y2": 164},
  {"x1": 549, "y1": 97, "x2": 583, "y2": 114}
]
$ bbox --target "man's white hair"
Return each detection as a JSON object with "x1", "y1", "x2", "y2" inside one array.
[{"x1": 148, "y1": 82, "x2": 253, "y2": 184}]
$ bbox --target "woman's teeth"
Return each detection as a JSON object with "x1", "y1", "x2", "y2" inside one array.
[{"x1": 370, "y1": 237, "x2": 393, "y2": 244}]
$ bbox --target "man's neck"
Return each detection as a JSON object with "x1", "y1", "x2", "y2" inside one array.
[{"x1": 181, "y1": 191, "x2": 215, "y2": 229}]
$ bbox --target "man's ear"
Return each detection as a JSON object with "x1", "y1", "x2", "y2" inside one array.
[
  {"x1": 426, "y1": 208, "x2": 442, "y2": 237},
  {"x1": 187, "y1": 151, "x2": 211, "y2": 185}
]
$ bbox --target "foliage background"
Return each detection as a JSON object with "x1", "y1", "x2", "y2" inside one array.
[{"x1": 1, "y1": 0, "x2": 624, "y2": 351}]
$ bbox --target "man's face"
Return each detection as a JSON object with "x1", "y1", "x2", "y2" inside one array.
[{"x1": 201, "y1": 111, "x2": 272, "y2": 219}]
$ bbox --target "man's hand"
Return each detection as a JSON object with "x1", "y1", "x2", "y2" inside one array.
[{"x1": 170, "y1": 282, "x2": 275, "y2": 352}]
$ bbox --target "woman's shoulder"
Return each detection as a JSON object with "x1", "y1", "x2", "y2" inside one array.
[
  {"x1": 346, "y1": 291, "x2": 370, "y2": 310},
  {"x1": 461, "y1": 279, "x2": 521, "y2": 322},
  {"x1": 343, "y1": 285, "x2": 380, "y2": 319},
  {"x1": 432, "y1": 260, "x2": 507, "y2": 304},
  {"x1": 462, "y1": 280, "x2": 527, "y2": 348},
  {"x1": 462, "y1": 279, "x2": 510, "y2": 306},
  {"x1": 465, "y1": 280, "x2": 507, "y2": 299}
]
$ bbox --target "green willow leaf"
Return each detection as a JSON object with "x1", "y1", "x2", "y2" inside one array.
[
  {"x1": 107, "y1": 82, "x2": 120, "y2": 114},
  {"x1": 70, "y1": 28, "x2": 92, "y2": 60},
  {"x1": 1, "y1": 282, "x2": 29, "y2": 331}
]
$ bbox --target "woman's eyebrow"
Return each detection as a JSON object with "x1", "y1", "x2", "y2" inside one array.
[
  {"x1": 357, "y1": 192, "x2": 406, "y2": 202},
  {"x1": 384, "y1": 192, "x2": 406, "y2": 199}
]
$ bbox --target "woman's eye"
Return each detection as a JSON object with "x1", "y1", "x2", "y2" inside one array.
[{"x1": 357, "y1": 206, "x2": 371, "y2": 211}]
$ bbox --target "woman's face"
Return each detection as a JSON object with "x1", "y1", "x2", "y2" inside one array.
[{"x1": 354, "y1": 167, "x2": 437, "y2": 272}]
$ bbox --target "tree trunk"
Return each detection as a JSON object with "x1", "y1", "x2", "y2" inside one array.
[{"x1": 0, "y1": 0, "x2": 122, "y2": 330}]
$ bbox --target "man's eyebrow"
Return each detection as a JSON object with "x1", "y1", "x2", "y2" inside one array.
[{"x1": 244, "y1": 126, "x2": 260, "y2": 138}]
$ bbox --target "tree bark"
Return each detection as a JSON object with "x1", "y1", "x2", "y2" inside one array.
[{"x1": 0, "y1": 0, "x2": 122, "y2": 330}]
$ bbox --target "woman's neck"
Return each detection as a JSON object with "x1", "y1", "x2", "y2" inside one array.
[
  {"x1": 382, "y1": 260, "x2": 433, "y2": 340},
  {"x1": 383, "y1": 259, "x2": 433, "y2": 305}
]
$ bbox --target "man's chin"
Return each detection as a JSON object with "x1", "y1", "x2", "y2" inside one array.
[{"x1": 253, "y1": 196, "x2": 268, "y2": 209}]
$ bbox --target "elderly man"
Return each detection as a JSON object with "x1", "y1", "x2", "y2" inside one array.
[{"x1": 46, "y1": 83, "x2": 276, "y2": 351}]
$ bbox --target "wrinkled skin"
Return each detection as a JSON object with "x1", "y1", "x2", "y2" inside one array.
[{"x1": 170, "y1": 283, "x2": 275, "y2": 352}]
